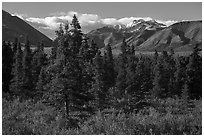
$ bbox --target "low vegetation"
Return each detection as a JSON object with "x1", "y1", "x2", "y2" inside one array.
[{"x1": 2, "y1": 97, "x2": 201, "y2": 135}]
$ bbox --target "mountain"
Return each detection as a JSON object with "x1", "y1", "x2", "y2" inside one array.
[
  {"x1": 87, "y1": 19, "x2": 201, "y2": 54},
  {"x1": 138, "y1": 21, "x2": 202, "y2": 51},
  {"x1": 2, "y1": 10, "x2": 52, "y2": 47},
  {"x1": 87, "y1": 26, "x2": 132, "y2": 48},
  {"x1": 87, "y1": 19, "x2": 165, "y2": 49}
]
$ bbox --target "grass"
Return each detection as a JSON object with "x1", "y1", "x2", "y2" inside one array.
[{"x1": 2, "y1": 97, "x2": 202, "y2": 135}]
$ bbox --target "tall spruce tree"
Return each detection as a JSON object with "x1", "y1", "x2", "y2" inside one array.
[
  {"x1": 32, "y1": 41, "x2": 47, "y2": 89},
  {"x1": 36, "y1": 67, "x2": 46, "y2": 98},
  {"x1": 89, "y1": 40, "x2": 98, "y2": 62},
  {"x1": 152, "y1": 59, "x2": 165, "y2": 98},
  {"x1": 91, "y1": 51, "x2": 107, "y2": 111},
  {"x1": 174, "y1": 56, "x2": 187, "y2": 96},
  {"x1": 44, "y1": 16, "x2": 93, "y2": 126},
  {"x1": 70, "y1": 14, "x2": 83, "y2": 55},
  {"x1": 10, "y1": 42, "x2": 23, "y2": 98},
  {"x1": 104, "y1": 43, "x2": 115, "y2": 88},
  {"x1": 2, "y1": 41, "x2": 14, "y2": 97},
  {"x1": 116, "y1": 38, "x2": 129, "y2": 98},
  {"x1": 186, "y1": 44, "x2": 202, "y2": 99},
  {"x1": 22, "y1": 37, "x2": 33, "y2": 98}
]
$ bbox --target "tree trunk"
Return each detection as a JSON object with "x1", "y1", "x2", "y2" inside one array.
[{"x1": 65, "y1": 94, "x2": 70, "y2": 121}]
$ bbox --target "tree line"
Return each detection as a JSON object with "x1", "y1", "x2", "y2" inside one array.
[{"x1": 2, "y1": 15, "x2": 202, "y2": 127}]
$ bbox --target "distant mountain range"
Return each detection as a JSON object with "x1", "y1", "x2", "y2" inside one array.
[
  {"x1": 87, "y1": 19, "x2": 202, "y2": 53},
  {"x1": 2, "y1": 10, "x2": 202, "y2": 53},
  {"x1": 2, "y1": 10, "x2": 52, "y2": 47}
]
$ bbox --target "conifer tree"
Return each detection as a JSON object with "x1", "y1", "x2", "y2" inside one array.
[
  {"x1": 116, "y1": 54, "x2": 127, "y2": 98},
  {"x1": 91, "y1": 51, "x2": 107, "y2": 111},
  {"x1": 158, "y1": 50, "x2": 175, "y2": 97},
  {"x1": 186, "y1": 44, "x2": 202, "y2": 99},
  {"x1": 121, "y1": 37, "x2": 128, "y2": 55},
  {"x1": 2, "y1": 41, "x2": 14, "y2": 97},
  {"x1": 70, "y1": 14, "x2": 83, "y2": 55},
  {"x1": 181, "y1": 82, "x2": 189, "y2": 111},
  {"x1": 104, "y1": 43, "x2": 115, "y2": 88},
  {"x1": 153, "y1": 50, "x2": 158, "y2": 65},
  {"x1": 174, "y1": 57, "x2": 186, "y2": 96},
  {"x1": 181, "y1": 82, "x2": 189, "y2": 102},
  {"x1": 22, "y1": 37, "x2": 33, "y2": 98},
  {"x1": 10, "y1": 42, "x2": 23, "y2": 98},
  {"x1": 36, "y1": 67, "x2": 46, "y2": 98},
  {"x1": 89, "y1": 40, "x2": 99, "y2": 62},
  {"x1": 152, "y1": 59, "x2": 165, "y2": 98},
  {"x1": 13, "y1": 37, "x2": 18, "y2": 54},
  {"x1": 44, "y1": 16, "x2": 93, "y2": 125},
  {"x1": 125, "y1": 55, "x2": 137, "y2": 95},
  {"x1": 79, "y1": 37, "x2": 90, "y2": 61},
  {"x1": 32, "y1": 41, "x2": 47, "y2": 90}
]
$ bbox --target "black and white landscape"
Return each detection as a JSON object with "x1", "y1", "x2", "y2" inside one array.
[{"x1": 2, "y1": 2, "x2": 202, "y2": 135}]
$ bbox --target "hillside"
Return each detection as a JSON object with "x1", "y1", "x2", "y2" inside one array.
[
  {"x1": 2, "y1": 10, "x2": 52, "y2": 47},
  {"x1": 87, "y1": 19, "x2": 165, "y2": 49},
  {"x1": 138, "y1": 21, "x2": 202, "y2": 51},
  {"x1": 87, "y1": 20, "x2": 202, "y2": 54}
]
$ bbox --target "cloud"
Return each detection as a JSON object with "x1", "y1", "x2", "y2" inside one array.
[
  {"x1": 13, "y1": 11, "x2": 178, "y2": 39},
  {"x1": 100, "y1": 18, "x2": 118, "y2": 25},
  {"x1": 24, "y1": 11, "x2": 157, "y2": 31},
  {"x1": 11, "y1": 13, "x2": 27, "y2": 20},
  {"x1": 26, "y1": 17, "x2": 62, "y2": 30},
  {"x1": 156, "y1": 20, "x2": 178, "y2": 26},
  {"x1": 25, "y1": 11, "x2": 100, "y2": 30},
  {"x1": 24, "y1": 11, "x2": 178, "y2": 30}
]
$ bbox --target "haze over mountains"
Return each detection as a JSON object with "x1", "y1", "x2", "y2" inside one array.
[{"x1": 2, "y1": 10, "x2": 202, "y2": 52}]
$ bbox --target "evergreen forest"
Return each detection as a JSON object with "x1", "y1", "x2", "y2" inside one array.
[{"x1": 2, "y1": 15, "x2": 202, "y2": 135}]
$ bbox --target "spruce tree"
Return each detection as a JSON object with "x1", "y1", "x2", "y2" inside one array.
[
  {"x1": 32, "y1": 41, "x2": 47, "y2": 88},
  {"x1": 121, "y1": 37, "x2": 127, "y2": 55},
  {"x1": 104, "y1": 43, "x2": 115, "y2": 88},
  {"x1": 116, "y1": 54, "x2": 127, "y2": 98},
  {"x1": 152, "y1": 59, "x2": 165, "y2": 98},
  {"x1": 10, "y1": 42, "x2": 23, "y2": 98},
  {"x1": 153, "y1": 50, "x2": 158, "y2": 65},
  {"x1": 70, "y1": 14, "x2": 83, "y2": 55},
  {"x1": 116, "y1": 38, "x2": 128, "y2": 95},
  {"x1": 181, "y1": 82, "x2": 189, "y2": 111},
  {"x1": 89, "y1": 40, "x2": 98, "y2": 62},
  {"x1": 125, "y1": 55, "x2": 137, "y2": 95},
  {"x1": 91, "y1": 51, "x2": 107, "y2": 111},
  {"x1": 13, "y1": 37, "x2": 18, "y2": 54},
  {"x1": 44, "y1": 15, "x2": 93, "y2": 126},
  {"x1": 79, "y1": 37, "x2": 90, "y2": 61},
  {"x1": 125, "y1": 55, "x2": 137, "y2": 111},
  {"x1": 22, "y1": 37, "x2": 33, "y2": 98},
  {"x1": 186, "y1": 44, "x2": 202, "y2": 99},
  {"x1": 2, "y1": 41, "x2": 14, "y2": 97},
  {"x1": 36, "y1": 67, "x2": 46, "y2": 98},
  {"x1": 174, "y1": 56, "x2": 186, "y2": 96}
]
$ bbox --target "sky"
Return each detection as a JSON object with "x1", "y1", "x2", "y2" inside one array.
[{"x1": 2, "y1": 2, "x2": 202, "y2": 39}]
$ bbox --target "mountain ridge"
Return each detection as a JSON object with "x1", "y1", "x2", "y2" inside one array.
[
  {"x1": 87, "y1": 19, "x2": 201, "y2": 53},
  {"x1": 2, "y1": 10, "x2": 53, "y2": 47}
]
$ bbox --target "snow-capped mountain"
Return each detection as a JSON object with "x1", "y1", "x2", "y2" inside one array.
[
  {"x1": 87, "y1": 19, "x2": 167, "y2": 48},
  {"x1": 109, "y1": 19, "x2": 167, "y2": 32},
  {"x1": 87, "y1": 19, "x2": 201, "y2": 54},
  {"x1": 123, "y1": 19, "x2": 166, "y2": 32}
]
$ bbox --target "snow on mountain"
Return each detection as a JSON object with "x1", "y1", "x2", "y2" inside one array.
[{"x1": 108, "y1": 19, "x2": 167, "y2": 33}]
